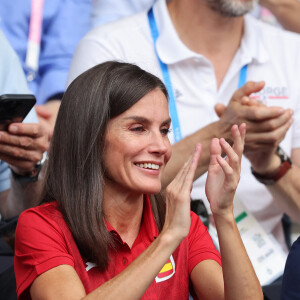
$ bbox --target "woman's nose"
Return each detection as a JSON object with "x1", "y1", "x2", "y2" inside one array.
[{"x1": 148, "y1": 132, "x2": 169, "y2": 155}]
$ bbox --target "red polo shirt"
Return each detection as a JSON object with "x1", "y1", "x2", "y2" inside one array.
[{"x1": 15, "y1": 196, "x2": 221, "y2": 300}]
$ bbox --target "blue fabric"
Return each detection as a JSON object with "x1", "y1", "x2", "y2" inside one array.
[
  {"x1": 91, "y1": 0, "x2": 154, "y2": 27},
  {"x1": 0, "y1": 0, "x2": 92, "y2": 104},
  {"x1": 0, "y1": 30, "x2": 37, "y2": 192},
  {"x1": 281, "y1": 236, "x2": 300, "y2": 299}
]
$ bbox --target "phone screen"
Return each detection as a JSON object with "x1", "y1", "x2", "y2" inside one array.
[{"x1": 0, "y1": 94, "x2": 36, "y2": 131}]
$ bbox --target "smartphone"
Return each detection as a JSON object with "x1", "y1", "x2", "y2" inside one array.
[{"x1": 0, "y1": 94, "x2": 36, "y2": 131}]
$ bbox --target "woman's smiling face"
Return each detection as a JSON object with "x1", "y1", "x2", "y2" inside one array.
[{"x1": 103, "y1": 88, "x2": 172, "y2": 195}]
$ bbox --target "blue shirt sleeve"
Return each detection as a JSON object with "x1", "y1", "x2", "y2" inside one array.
[
  {"x1": 0, "y1": 30, "x2": 37, "y2": 192},
  {"x1": 0, "y1": 161, "x2": 11, "y2": 193},
  {"x1": 0, "y1": 0, "x2": 92, "y2": 104},
  {"x1": 91, "y1": 0, "x2": 154, "y2": 27},
  {"x1": 37, "y1": 0, "x2": 92, "y2": 103}
]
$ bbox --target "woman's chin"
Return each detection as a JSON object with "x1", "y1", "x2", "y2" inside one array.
[{"x1": 140, "y1": 185, "x2": 162, "y2": 195}]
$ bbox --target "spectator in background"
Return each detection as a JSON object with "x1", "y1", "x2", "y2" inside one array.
[
  {"x1": 68, "y1": 0, "x2": 300, "y2": 297},
  {"x1": 281, "y1": 236, "x2": 300, "y2": 299},
  {"x1": 91, "y1": 0, "x2": 153, "y2": 27},
  {"x1": 91, "y1": 0, "x2": 300, "y2": 34},
  {"x1": 253, "y1": 0, "x2": 300, "y2": 33},
  {"x1": 0, "y1": 30, "x2": 49, "y2": 300},
  {"x1": 0, "y1": 0, "x2": 92, "y2": 136}
]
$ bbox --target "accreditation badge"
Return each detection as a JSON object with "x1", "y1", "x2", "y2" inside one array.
[{"x1": 209, "y1": 197, "x2": 287, "y2": 286}]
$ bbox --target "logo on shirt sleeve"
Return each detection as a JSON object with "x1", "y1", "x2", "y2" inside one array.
[
  {"x1": 86, "y1": 262, "x2": 97, "y2": 272},
  {"x1": 155, "y1": 255, "x2": 175, "y2": 283}
]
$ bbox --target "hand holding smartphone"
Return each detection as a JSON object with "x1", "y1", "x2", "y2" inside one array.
[{"x1": 0, "y1": 94, "x2": 36, "y2": 131}]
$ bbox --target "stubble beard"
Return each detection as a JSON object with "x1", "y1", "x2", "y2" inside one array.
[{"x1": 206, "y1": 0, "x2": 259, "y2": 17}]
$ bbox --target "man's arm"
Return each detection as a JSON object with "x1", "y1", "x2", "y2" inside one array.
[
  {"x1": 259, "y1": 0, "x2": 300, "y2": 33},
  {"x1": 0, "y1": 174, "x2": 44, "y2": 220},
  {"x1": 235, "y1": 92, "x2": 300, "y2": 223},
  {"x1": 0, "y1": 122, "x2": 49, "y2": 219},
  {"x1": 162, "y1": 82, "x2": 292, "y2": 188}
]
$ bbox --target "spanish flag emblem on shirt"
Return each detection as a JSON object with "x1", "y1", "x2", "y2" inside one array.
[{"x1": 155, "y1": 255, "x2": 175, "y2": 283}]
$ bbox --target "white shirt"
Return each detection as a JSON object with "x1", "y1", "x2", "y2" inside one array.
[{"x1": 68, "y1": 0, "x2": 300, "y2": 252}]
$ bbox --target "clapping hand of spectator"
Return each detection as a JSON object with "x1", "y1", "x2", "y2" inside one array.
[
  {"x1": 214, "y1": 82, "x2": 293, "y2": 168},
  {"x1": 259, "y1": 0, "x2": 300, "y2": 33}
]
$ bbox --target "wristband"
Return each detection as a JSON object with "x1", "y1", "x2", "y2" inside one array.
[
  {"x1": 251, "y1": 146, "x2": 292, "y2": 185},
  {"x1": 11, "y1": 152, "x2": 48, "y2": 183}
]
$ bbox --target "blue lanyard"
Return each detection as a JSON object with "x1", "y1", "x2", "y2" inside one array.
[
  {"x1": 147, "y1": 7, "x2": 248, "y2": 142},
  {"x1": 147, "y1": 7, "x2": 182, "y2": 142},
  {"x1": 238, "y1": 64, "x2": 248, "y2": 88}
]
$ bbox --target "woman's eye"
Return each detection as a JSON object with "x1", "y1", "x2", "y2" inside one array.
[
  {"x1": 161, "y1": 128, "x2": 171, "y2": 136},
  {"x1": 131, "y1": 126, "x2": 145, "y2": 132}
]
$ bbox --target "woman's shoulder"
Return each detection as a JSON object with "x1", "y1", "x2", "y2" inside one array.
[
  {"x1": 17, "y1": 201, "x2": 65, "y2": 230},
  {"x1": 188, "y1": 211, "x2": 218, "y2": 251},
  {"x1": 189, "y1": 211, "x2": 207, "y2": 232}
]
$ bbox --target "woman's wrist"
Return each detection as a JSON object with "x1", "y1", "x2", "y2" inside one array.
[
  {"x1": 211, "y1": 206, "x2": 235, "y2": 224},
  {"x1": 159, "y1": 227, "x2": 187, "y2": 249}
]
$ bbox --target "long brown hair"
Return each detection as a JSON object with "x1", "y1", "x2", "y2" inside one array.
[{"x1": 41, "y1": 62, "x2": 168, "y2": 271}]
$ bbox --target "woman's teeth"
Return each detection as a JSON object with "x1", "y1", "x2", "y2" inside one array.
[{"x1": 135, "y1": 163, "x2": 160, "y2": 170}]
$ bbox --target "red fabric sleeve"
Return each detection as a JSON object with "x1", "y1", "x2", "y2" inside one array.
[
  {"x1": 14, "y1": 204, "x2": 75, "y2": 300},
  {"x1": 188, "y1": 212, "x2": 222, "y2": 274}
]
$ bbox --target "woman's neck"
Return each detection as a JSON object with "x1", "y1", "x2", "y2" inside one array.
[{"x1": 103, "y1": 183, "x2": 144, "y2": 248}]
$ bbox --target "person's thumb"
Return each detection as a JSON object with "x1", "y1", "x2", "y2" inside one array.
[
  {"x1": 232, "y1": 81, "x2": 265, "y2": 102},
  {"x1": 35, "y1": 105, "x2": 52, "y2": 119},
  {"x1": 214, "y1": 103, "x2": 226, "y2": 118}
]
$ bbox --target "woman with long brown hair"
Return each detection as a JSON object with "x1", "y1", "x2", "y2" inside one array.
[{"x1": 14, "y1": 61, "x2": 262, "y2": 299}]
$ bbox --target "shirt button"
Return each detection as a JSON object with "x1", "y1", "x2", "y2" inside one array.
[{"x1": 123, "y1": 257, "x2": 128, "y2": 265}]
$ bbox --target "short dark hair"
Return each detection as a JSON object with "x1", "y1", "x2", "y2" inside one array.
[{"x1": 41, "y1": 61, "x2": 168, "y2": 270}]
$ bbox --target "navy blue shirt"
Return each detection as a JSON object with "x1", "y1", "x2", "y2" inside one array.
[{"x1": 281, "y1": 236, "x2": 300, "y2": 299}]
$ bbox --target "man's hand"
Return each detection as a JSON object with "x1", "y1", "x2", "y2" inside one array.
[
  {"x1": 35, "y1": 100, "x2": 61, "y2": 140},
  {"x1": 215, "y1": 81, "x2": 293, "y2": 174},
  {"x1": 215, "y1": 81, "x2": 293, "y2": 154},
  {"x1": 259, "y1": 0, "x2": 300, "y2": 33},
  {"x1": 0, "y1": 122, "x2": 49, "y2": 176}
]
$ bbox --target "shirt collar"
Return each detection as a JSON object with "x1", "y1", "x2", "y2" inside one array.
[
  {"x1": 151, "y1": 1, "x2": 269, "y2": 65},
  {"x1": 153, "y1": 0, "x2": 199, "y2": 64},
  {"x1": 240, "y1": 14, "x2": 269, "y2": 65}
]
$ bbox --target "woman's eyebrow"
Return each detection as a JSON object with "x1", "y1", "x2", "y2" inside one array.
[
  {"x1": 162, "y1": 118, "x2": 171, "y2": 126},
  {"x1": 124, "y1": 116, "x2": 171, "y2": 126},
  {"x1": 124, "y1": 116, "x2": 150, "y2": 123}
]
